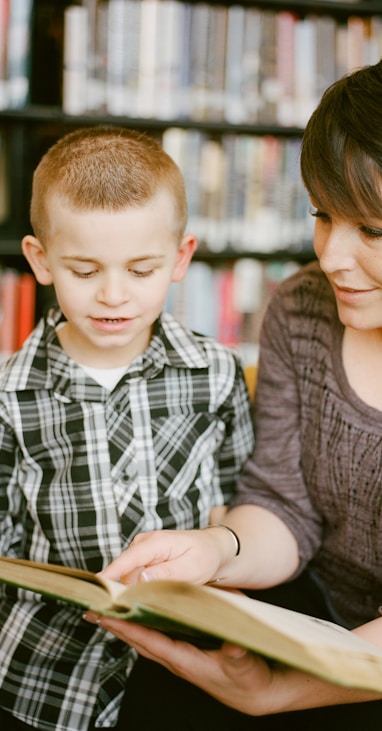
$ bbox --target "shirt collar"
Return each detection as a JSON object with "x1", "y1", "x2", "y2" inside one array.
[{"x1": 0, "y1": 309, "x2": 210, "y2": 399}]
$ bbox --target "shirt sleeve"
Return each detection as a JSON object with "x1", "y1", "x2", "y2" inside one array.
[{"x1": 231, "y1": 286, "x2": 323, "y2": 570}]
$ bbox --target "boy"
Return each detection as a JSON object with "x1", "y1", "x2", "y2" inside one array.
[{"x1": 0, "y1": 127, "x2": 254, "y2": 731}]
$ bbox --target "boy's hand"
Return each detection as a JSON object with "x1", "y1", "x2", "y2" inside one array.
[{"x1": 100, "y1": 527, "x2": 237, "y2": 586}]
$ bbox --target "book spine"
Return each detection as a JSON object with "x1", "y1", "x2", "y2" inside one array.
[
  {"x1": 0, "y1": 268, "x2": 19, "y2": 359},
  {"x1": 83, "y1": 0, "x2": 108, "y2": 112},
  {"x1": 6, "y1": 0, "x2": 33, "y2": 108},
  {"x1": 0, "y1": 0, "x2": 9, "y2": 110},
  {"x1": 293, "y1": 15, "x2": 318, "y2": 126},
  {"x1": 16, "y1": 271, "x2": 36, "y2": 349},
  {"x1": 257, "y1": 10, "x2": 278, "y2": 124},
  {"x1": 62, "y1": 4, "x2": 89, "y2": 115},
  {"x1": 137, "y1": 0, "x2": 159, "y2": 118},
  {"x1": 154, "y1": 0, "x2": 183, "y2": 120},
  {"x1": 188, "y1": 3, "x2": 210, "y2": 121},
  {"x1": 241, "y1": 7, "x2": 262, "y2": 124},
  {"x1": 276, "y1": 10, "x2": 296, "y2": 126},
  {"x1": 217, "y1": 268, "x2": 243, "y2": 348},
  {"x1": 106, "y1": 0, "x2": 128, "y2": 115},
  {"x1": 224, "y1": 4, "x2": 245, "y2": 124},
  {"x1": 204, "y1": 4, "x2": 227, "y2": 121},
  {"x1": 316, "y1": 15, "x2": 336, "y2": 101}
]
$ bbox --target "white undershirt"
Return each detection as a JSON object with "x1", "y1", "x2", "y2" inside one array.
[{"x1": 80, "y1": 364, "x2": 128, "y2": 390}]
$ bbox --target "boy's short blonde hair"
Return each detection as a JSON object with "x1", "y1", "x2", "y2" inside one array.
[{"x1": 30, "y1": 126, "x2": 188, "y2": 244}]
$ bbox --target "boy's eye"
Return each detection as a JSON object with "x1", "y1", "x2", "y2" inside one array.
[
  {"x1": 131, "y1": 269, "x2": 153, "y2": 278},
  {"x1": 73, "y1": 270, "x2": 96, "y2": 278}
]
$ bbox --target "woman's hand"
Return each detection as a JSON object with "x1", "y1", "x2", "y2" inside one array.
[
  {"x1": 100, "y1": 527, "x2": 238, "y2": 586},
  {"x1": 84, "y1": 614, "x2": 275, "y2": 715},
  {"x1": 84, "y1": 614, "x2": 382, "y2": 715}
]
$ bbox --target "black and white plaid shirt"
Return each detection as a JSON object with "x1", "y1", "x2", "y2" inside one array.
[{"x1": 0, "y1": 307, "x2": 254, "y2": 731}]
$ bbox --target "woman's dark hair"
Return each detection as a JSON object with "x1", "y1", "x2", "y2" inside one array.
[{"x1": 300, "y1": 60, "x2": 382, "y2": 219}]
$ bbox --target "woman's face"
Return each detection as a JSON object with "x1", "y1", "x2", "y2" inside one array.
[{"x1": 312, "y1": 203, "x2": 382, "y2": 331}]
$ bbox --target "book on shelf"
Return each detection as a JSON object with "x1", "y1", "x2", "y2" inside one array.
[
  {"x1": 62, "y1": 4, "x2": 89, "y2": 115},
  {"x1": 293, "y1": 16, "x2": 318, "y2": 127},
  {"x1": 16, "y1": 271, "x2": 36, "y2": 350},
  {"x1": 242, "y1": 7, "x2": 262, "y2": 124},
  {"x1": 188, "y1": 2, "x2": 211, "y2": 121},
  {"x1": 276, "y1": 10, "x2": 296, "y2": 127},
  {"x1": 154, "y1": 0, "x2": 184, "y2": 120},
  {"x1": 0, "y1": 0, "x2": 9, "y2": 110},
  {"x1": 1, "y1": 556, "x2": 382, "y2": 694},
  {"x1": 136, "y1": 0, "x2": 159, "y2": 118},
  {"x1": 6, "y1": 0, "x2": 33, "y2": 108},
  {"x1": 106, "y1": 0, "x2": 134, "y2": 116},
  {"x1": 0, "y1": 268, "x2": 36, "y2": 360},
  {"x1": 0, "y1": 267, "x2": 19, "y2": 358},
  {"x1": 83, "y1": 0, "x2": 108, "y2": 112},
  {"x1": 223, "y1": 4, "x2": 246, "y2": 124},
  {"x1": 203, "y1": 3, "x2": 227, "y2": 121}
]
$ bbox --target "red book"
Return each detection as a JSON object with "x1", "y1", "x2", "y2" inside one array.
[
  {"x1": 16, "y1": 271, "x2": 36, "y2": 348},
  {"x1": 0, "y1": 268, "x2": 19, "y2": 359}
]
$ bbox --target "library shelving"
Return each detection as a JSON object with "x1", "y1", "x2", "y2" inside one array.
[{"x1": 0, "y1": 0, "x2": 381, "y2": 356}]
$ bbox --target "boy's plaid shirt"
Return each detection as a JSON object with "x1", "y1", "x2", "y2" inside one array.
[{"x1": 0, "y1": 308, "x2": 254, "y2": 731}]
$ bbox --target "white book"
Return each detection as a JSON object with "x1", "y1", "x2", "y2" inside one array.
[
  {"x1": 137, "y1": 0, "x2": 159, "y2": 118},
  {"x1": 62, "y1": 5, "x2": 89, "y2": 115},
  {"x1": 6, "y1": 0, "x2": 33, "y2": 108},
  {"x1": 293, "y1": 16, "x2": 317, "y2": 127}
]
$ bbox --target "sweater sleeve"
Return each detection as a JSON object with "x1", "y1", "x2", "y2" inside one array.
[{"x1": 231, "y1": 280, "x2": 323, "y2": 571}]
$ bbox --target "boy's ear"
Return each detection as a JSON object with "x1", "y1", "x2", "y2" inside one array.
[
  {"x1": 172, "y1": 233, "x2": 198, "y2": 282},
  {"x1": 21, "y1": 235, "x2": 54, "y2": 286}
]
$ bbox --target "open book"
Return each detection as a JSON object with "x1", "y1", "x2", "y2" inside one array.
[{"x1": 1, "y1": 556, "x2": 382, "y2": 694}]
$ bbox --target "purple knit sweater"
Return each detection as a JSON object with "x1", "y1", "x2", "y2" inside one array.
[{"x1": 233, "y1": 261, "x2": 382, "y2": 627}]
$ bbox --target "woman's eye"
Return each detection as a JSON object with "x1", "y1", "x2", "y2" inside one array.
[
  {"x1": 309, "y1": 206, "x2": 331, "y2": 222},
  {"x1": 361, "y1": 226, "x2": 382, "y2": 240}
]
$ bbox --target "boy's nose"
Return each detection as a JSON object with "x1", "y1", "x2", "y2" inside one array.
[{"x1": 97, "y1": 275, "x2": 130, "y2": 305}]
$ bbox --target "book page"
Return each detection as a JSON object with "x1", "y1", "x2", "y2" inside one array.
[
  {"x1": 117, "y1": 580, "x2": 382, "y2": 692},
  {"x1": 0, "y1": 557, "x2": 116, "y2": 611}
]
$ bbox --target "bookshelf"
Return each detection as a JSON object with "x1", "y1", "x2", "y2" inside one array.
[{"x1": 0, "y1": 0, "x2": 381, "y2": 359}]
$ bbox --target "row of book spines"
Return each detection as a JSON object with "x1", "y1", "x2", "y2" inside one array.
[
  {"x1": 162, "y1": 129, "x2": 314, "y2": 254},
  {"x1": 0, "y1": 268, "x2": 36, "y2": 359},
  {"x1": 165, "y1": 258, "x2": 301, "y2": 358},
  {"x1": 62, "y1": 1, "x2": 382, "y2": 125}
]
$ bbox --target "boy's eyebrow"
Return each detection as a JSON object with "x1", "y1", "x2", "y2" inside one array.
[{"x1": 61, "y1": 255, "x2": 166, "y2": 264}]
